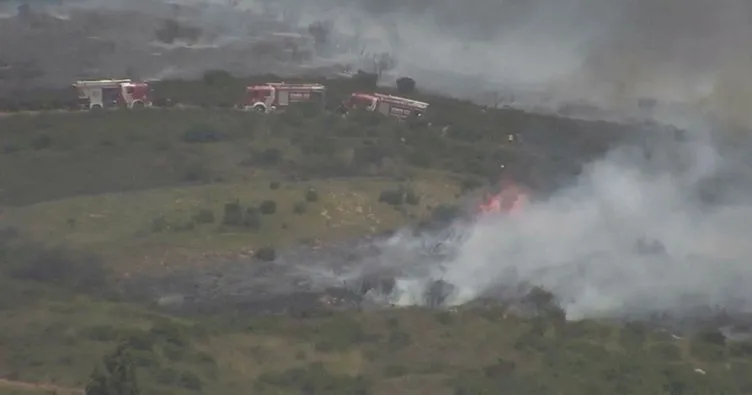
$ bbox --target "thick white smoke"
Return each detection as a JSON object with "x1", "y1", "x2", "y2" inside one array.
[
  {"x1": 10, "y1": 0, "x2": 752, "y2": 125},
  {"x1": 352, "y1": 119, "x2": 752, "y2": 320}
]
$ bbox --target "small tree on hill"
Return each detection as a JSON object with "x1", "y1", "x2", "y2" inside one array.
[
  {"x1": 396, "y1": 77, "x2": 416, "y2": 94},
  {"x1": 85, "y1": 343, "x2": 139, "y2": 395}
]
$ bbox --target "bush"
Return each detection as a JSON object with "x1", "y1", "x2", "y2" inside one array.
[
  {"x1": 153, "y1": 367, "x2": 178, "y2": 385},
  {"x1": 461, "y1": 177, "x2": 483, "y2": 192},
  {"x1": 405, "y1": 189, "x2": 420, "y2": 205},
  {"x1": 379, "y1": 189, "x2": 403, "y2": 206},
  {"x1": 305, "y1": 188, "x2": 319, "y2": 202},
  {"x1": 244, "y1": 207, "x2": 262, "y2": 229},
  {"x1": 258, "y1": 148, "x2": 283, "y2": 166},
  {"x1": 259, "y1": 200, "x2": 277, "y2": 215},
  {"x1": 202, "y1": 69, "x2": 233, "y2": 86},
  {"x1": 314, "y1": 317, "x2": 369, "y2": 352},
  {"x1": 396, "y1": 77, "x2": 416, "y2": 94},
  {"x1": 430, "y1": 204, "x2": 461, "y2": 224},
  {"x1": 353, "y1": 70, "x2": 378, "y2": 88},
  {"x1": 177, "y1": 370, "x2": 203, "y2": 391},
  {"x1": 256, "y1": 363, "x2": 371, "y2": 394},
  {"x1": 293, "y1": 202, "x2": 307, "y2": 215},
  {"x1": 384, "y1": 364, "x2": 408, "y2": 377},
  {"x1": 162, "y1": 342, "x2": 185, "y2": 361},
  {"x1": 269, "y1": 181, "x2": 280, "y2": 190},
  {"x1": 124, "y1": 331, "x2": 155, "y2": 351},
  {"x1": 423, "y1": 279, "x2": 455, "y2": 307},
  {"x1": 255, "y1": 246, "x2": 276, "y2": 262},
  {"x1": 483, "y1": 358, "x2": 516, "y2": 378},
  {"x1": 695, "y1": 329, "x2": 726, "y2": 346},
  {"x1": 149, "y1": 321, "x2": 190, "y2": 347},
  {"x1": 182, "y1": 162, "x2": 209, "y2": 182},
  {"x1": 222, "y1": 201, "x2": 244, "y2": 226},
  {"x1": 85, "y1": 325, "x2": 119, "y2": 342},
  {"x1": 5, "y1": 244, "x2": 108, "y2": 291},
  {"x1": 192, "y1": 208, "x2": 215, "y2": 224}
]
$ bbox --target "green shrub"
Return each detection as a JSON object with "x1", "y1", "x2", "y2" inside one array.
[
  {"x1": 259, "y1": 200, "x2": 277, "y2": 215},
  {"x1": 305, "y1": 188, "x2": 319, "y2": 202},
  {"x1": 255, "y1": 246, "x2": 276, "y2": 262},
  {"x1": 314, "y1": 317, "x2": 369, "y2": 352},
  {"x1": 695, "y1": 329, "x2": 726, "y2": 346},
  {"x1": 182, "y1": 162, "x2": 210, "y2": 182},
  {"x1": 378, "y1": 189, "x2": 403, "y2": 206},
  {"x1": 293, "y1": 202, "x2": 307, "y2": 215},
  {"x1": 258, "y1": 148, "x2": 283, "y2": 166},
  {"x1": 162, "y1": 342, "x2": 185, "y2": 361},
  {"x1": 405, "y1": 189, "x2": 420, "y2": 205},
  {"x1": 149, "y1": 321, "x2": 189, "y2": 347},
  {"x1": 396, "y1": 77, "x2": 416, "y2": 94},
  {"x1": 85, "y1": 325, "x2": 119, "y2": 342},
  {"x1": 177, "y1": 370, "x2": 204, "y2": 391},
  {"x1": 256, "y1": 363, "x2": 371, "y2": 394},
  {"x1": 461, "y1": 177, "x2": 483, "y2": 192},
  {"x1": 192, "y1": 208, "x2": 215, "y2": 224},
  {"x1": 153, "y1": 366, "x2": 179, "y2": 385},
  {"x1": 269, "y1": 181, "x2": 281, "y2": 190},
  {"x1": 222, "y1": 200, "x2": 244, "y2": 226},
  {"x1": 244, "y1": 207, "x2": 262, "y2": 229},
  {"x1": 431, "y1": 204, "x2": 461, "y2": 224},
  {"x1": 124, "y1": 331, "x2": 155, "y2": 351},
  {"x1": 483, "y1": 358, "x2": 516, "y2": 378},
  {"x1": 384, "y1": 364, "x2": 408, "y2": 377},
  {"x1": 4, "y1": 244, "x2": 108, "y2": 291},
  {"x1": 435, "y1": 311, "x2": 454, "y2": 325},
  {"x1": 729, "y1": 341, "x2": 752, "y2": 357}
]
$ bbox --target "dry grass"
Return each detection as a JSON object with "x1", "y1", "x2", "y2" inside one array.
[{"x1": 0, "y1": 175, "x2": 460, "y2": 271}]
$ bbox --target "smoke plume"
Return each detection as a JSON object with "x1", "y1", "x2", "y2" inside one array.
[{"x1": 339, "y1": 117, "x2": 752, "y2": 321}]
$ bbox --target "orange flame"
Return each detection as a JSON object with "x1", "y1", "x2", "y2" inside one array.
[{"x1": 478, "y1": 183, "x2": 529, "y2": 216}]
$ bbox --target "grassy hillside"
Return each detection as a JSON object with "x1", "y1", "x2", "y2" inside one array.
[
  {"x1": 1, "y1": 276, "x2": 751, "y2": 395},
  {"x1": 0, "y1": 76, "x2": 738, "y2": 395},
  {"x1": 0, "y1": 80, "x2": 635, "y2": 270}
]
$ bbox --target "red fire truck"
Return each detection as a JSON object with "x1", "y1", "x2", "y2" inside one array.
[
  {"x1": 343, "y1": 92, "x2": 429, "y2": 119},
  {"x1": 242, "y1": 82, "x2": 326, "y2": 113},
  {"x1": 73, "y1": 79, "x2": 151, "y2": 110}
]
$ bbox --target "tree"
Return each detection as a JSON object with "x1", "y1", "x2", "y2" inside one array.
[
  {"x1": 396, "y1": 77, "x2": 416, "y2": 94},
  {"x1": 85, "y1": 343, "x2": 139, "y2": 395}
]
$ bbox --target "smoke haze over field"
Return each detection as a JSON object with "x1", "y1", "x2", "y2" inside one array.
[
  {"x1": 265, "y1": 0, "x2": 752, "y2": 123},
  {"x1": 7, "y1": 0, "x2": 752, "y2": 321},
  {"x1": 341, "y1": 121, "x2": 752, "y2": 321},
  {"x1": 6, "y1": 0, "x2": 752, "y2": 124}
]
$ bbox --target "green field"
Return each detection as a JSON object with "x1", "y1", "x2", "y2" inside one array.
[{"x1": 0, "y1": 76, "x2": 745, "y2": 395}]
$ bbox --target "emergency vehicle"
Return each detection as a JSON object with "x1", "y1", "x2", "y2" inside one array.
[
  {"x1": 242, "y1": 82, "x2": 326, "y2": 113},
  {"x1": 343, "y1": 92, "x2": 429, "y2": 119},
  {"x1": 73, "y1": 79, "x2": 151, "y2": 110}
]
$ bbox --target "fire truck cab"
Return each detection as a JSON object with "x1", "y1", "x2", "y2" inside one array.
[
  {"x1": 344, "y1": 92, "x2": 429, "y2": 119},
  {"x1": 243, "y1": 82, "x2": 326, "y2": 113},
  {"x1": 73, "y1": 79, "x2": 151, "y2": 110}
]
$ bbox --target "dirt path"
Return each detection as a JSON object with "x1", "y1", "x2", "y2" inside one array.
[{"x1": 0, "y1": 378, "x2": 83, "y2": 394}]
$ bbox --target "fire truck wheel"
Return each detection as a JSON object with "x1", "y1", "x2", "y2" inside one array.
[
  {"x1": 253, "y1": 104, "x2": 266, "y2": 113},
  {"x1": 90, "y1": 105, "x2": 103, "y2": 112}
]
